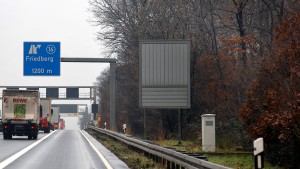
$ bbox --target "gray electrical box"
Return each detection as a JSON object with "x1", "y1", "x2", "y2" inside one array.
[{"x1": 202, "y1": 114, "x2": 216, "y2": 152}]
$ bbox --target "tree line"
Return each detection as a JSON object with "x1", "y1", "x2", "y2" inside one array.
[{"x1": 90, "y1": 0, "x2": 300, "y2": 167}]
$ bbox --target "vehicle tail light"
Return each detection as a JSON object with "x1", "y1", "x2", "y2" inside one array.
[{"x1": 4, "y1": 125, "x2": 9, "y2": 129}]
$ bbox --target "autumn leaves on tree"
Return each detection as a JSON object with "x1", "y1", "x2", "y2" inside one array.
[
  {"x1": 240, "y1": 13, "x2": 300, "y2": 168},
  {"x1": 90, "y1": 1, "x2": 300, "y2": 167}
]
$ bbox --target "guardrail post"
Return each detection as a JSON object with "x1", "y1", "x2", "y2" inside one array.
[
  {"x1": 172, "y1": 162, "x2": 175, "y2": 169},
  {"x1": 158, "y1": 156, "x2": 162, "y2": 165},
  {"x1": 162, "y1": 158, "x2": 166, "y2": 167},
  {"x1": 167, "y1": 160, "x2": 171, "y2": 169}
]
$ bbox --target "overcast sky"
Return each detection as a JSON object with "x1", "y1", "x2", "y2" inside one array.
[{"x1": 0, "y1": 0, "x2": 108, "y2": 87}]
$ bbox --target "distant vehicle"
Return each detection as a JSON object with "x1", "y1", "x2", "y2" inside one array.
[
  {"x1": 0, "y1": 118, "x2": 2, "y2": 132},
  {"x1": 50, "y1": 121, "x2": 55, "y2": 131},
  {"x1": 39, "y1": 98, "x2": 52, "y2": 133},
  {"x1": 59, "y1": 118, "x2": 65, "y2": 130},
  {"x1": 2, "y1": 90, "x2": 40, "y2": 140},
  {"x1": 51, "y1": 107, "x2": 60, "y2": 129}
]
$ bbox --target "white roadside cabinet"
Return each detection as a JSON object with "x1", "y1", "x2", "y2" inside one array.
[{"x1": 202, "y1": 114, "x2": 216, "y2": 152}]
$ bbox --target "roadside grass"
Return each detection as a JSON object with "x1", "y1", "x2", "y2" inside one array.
[
  {"x1": 155, "y1": 139, "x2": 282, "y2": 169},
  {"x1": 86, "y1": 129, "x2": 164, "y2": 169},
  {"x1": 207, "y1": 154, "x2": 254, "y2": 169},
  {"x1": 155, "y1": 139, "x2": 202, "y2": 152},
  {"x1": 86, "y1": 129, "x2": 281, "y2": 169}
]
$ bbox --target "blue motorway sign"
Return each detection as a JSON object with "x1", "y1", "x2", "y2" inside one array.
[{"x1": 24, "y1": 42, "x2": 60, "y2": 76}]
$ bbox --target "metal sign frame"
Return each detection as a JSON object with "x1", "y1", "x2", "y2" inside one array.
[{"x1": 60, "y1": 58, "x2": 117, "y2": 130}]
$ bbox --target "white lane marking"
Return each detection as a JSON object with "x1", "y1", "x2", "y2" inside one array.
[
  {"x1": 0, "y1": 131, "x2": 56, "y2": 169},
  {"x1": 80, "y1": 130, "x2": 113, "y2": 169}
]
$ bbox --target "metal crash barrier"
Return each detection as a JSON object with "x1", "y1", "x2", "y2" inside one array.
[{"x1": 87, "y1": 126, "x2": 231, "y2": 169}]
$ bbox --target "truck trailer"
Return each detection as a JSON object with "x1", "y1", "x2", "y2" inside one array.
[
  {"x1": 51, "y1": 106, "x2": 60, "y2": 129},
  {"x1": 39, "y1": 98, "x2": 52, "y2": 133},
  {"x1": 2, "y1": 90, "x2": 40, "y2": 140}
]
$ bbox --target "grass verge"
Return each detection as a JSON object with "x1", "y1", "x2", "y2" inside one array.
[
  {"x1": 86, "y1": 129, "x2": 164, "y2": 169},
  {"x1": 155, "y1": 139, "x2": 282, "y2": 169}
]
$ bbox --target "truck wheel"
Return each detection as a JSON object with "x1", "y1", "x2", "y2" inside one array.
[
  {"x1": 28, "y1": 135, "x2": 32, "y2": 140},
  {"x1": 3, "y1": 134, "x2": 7, "y2": 140},
  {"x1": 32, "y1": 134, "x2": 38, "y2": 140},
  {"x1": 44, "y1": 127, "x2": 50, "y2": 133}
]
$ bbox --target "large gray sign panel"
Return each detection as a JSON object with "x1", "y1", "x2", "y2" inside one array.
[
  {"x1": 46, "y1": 88, "x2": 59, "y2": 98},
  {"x1": 52, "y1": 104, "x2": 78, "y2": 113},
  {"x1": 139, "y1": 40, "x2": 190, "y2": 108},
  {"x1": 66, "y1": 88, "x2": 79, "y2": 98}
]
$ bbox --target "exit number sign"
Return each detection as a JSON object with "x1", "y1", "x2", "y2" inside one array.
[{"x1": 23, "y1": 42, "x2": 60, "y2": 76}]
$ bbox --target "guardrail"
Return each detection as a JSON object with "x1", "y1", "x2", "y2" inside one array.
[{"x1": 87, "y1": 126, "x2": 232, "y2": 169}]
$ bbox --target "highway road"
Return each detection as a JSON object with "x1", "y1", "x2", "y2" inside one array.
[{"x1": 0, "y1": 130, "x2": 128, "y2": 169}]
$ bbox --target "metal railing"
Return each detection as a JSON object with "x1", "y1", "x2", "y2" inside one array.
[
  {"x1": 39, "y1": 92, "x2": 91, "y2": 99},
  {"x1": 0, "y1": 92, "x2": 93, "y2": 100},
  {"x1": 87, "y1": 126, "x2": 232, "y2": 169}
]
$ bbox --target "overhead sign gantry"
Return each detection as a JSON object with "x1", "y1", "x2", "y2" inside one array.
[{"x1": 61, "y1": 57, "x2": 117, "y2": 131}]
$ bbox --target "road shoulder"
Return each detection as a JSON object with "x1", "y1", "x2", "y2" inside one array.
[{"x1": 80, "y1": 130, "x2": 129, "y2": 169}]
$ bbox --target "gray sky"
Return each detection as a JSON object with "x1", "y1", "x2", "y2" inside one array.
[{"x1": 0, "y1": 0, "x2": 108, "y2": 87}]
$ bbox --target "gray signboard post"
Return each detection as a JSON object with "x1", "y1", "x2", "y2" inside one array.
[{"x1": 139, "y1": 40, "x2": 191, "y2": 142}]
